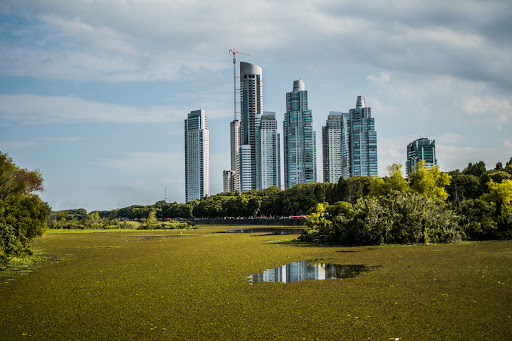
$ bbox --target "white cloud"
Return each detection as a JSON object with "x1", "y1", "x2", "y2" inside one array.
[
  {"x1": 465, "y1": 97, "x2": 512, "y2": 122},
  {"x1": 0, "y1": 94, "x2": 231, "y2": 123},
  {"x1": 0, "y1": 140, "x2": 38, "y2": 150}
]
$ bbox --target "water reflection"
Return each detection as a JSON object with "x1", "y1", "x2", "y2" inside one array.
[
  {"x1": 248, "y1": 260, "x2": 375, "y2": 284},
  {"x1": 225, "y1": 228, "x2": 302, "y2": 235}
]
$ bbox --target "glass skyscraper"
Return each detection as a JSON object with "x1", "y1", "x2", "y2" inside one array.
[
  {"x1": 322, "y1": 112, "x2": 350, "y2": 183},
  {"x1": 406, "y1": 138, "x2": 437, "y2": 176},
  {"x1": 348, "y1": 96, "x2": 377, "y2": 177},
  {"x1": 184, "y1": 109, "x2": 210, "y2": 202},
  {"x1": 283, "y1": 79, "x2": 316, "y2": 189}
]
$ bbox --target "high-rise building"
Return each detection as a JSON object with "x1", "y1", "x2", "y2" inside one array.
[
  {"x1": 283, "y1": 79, "x2": 316, "y2": 188},
  {"x1": 223, "y1": 170, "x2": 236, "y2": 193},
  {"x1": 229, "y1": 119, "x2": 240, "y2": 191},
  {"x1": 257, "y1": 112, "x2": 281, "y2": 190},
  {"x1": 238, "y1": 144, "x2": 253, "y2": 192},
  {"x1": 348, "y1": 96, "x2": 377, "y2": 177},
  {"x1": 406, "y1": 138, "x2": 437, "y2": 176},
  {"x1": 322, "y1": 112, "x2": 350, "y2": 183},
  {"x1": 184, "y1": 109, "x2": 210, "y2": 202},
  {"x1": 239, "y1": 62, "x2": 263, "y2": 191}
]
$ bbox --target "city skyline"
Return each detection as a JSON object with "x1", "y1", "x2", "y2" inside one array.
[{"x1": 1, "y1": 1, "x2": 510, "y2": 210}]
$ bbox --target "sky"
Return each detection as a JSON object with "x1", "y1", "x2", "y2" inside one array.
[{"x1": 0, "y1": 0, "x2": 511, "y2": 211}]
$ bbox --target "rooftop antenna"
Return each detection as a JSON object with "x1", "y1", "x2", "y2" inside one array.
[{"x1": 229, "y1": 49, "x2": 249, "y2": 120}]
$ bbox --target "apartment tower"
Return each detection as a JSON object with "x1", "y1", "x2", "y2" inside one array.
[
  {"x1": 349, "y1": 96, "x2": 377, "y2": 177},
  {"x1": 238, "y1": 62, "x2": 263, "y2": 192},
  {"x1": 283, "y1": 79, "x2": 316, "y2": 188},
  {"x1": 322, "y1": 112, "x2": 350, "y2": 183},
  {"x1": 257, "y1": 112, "x2": 281, "y2": 190},
  {"x1": 406, "y1": 138, "x2": 437, "y2": 176},
  {"x1": 184, "y1": 109, "x2": 210, "y2": 202}
]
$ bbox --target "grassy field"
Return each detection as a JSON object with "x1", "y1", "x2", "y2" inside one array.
[{"x1": 1, "y1": 227, "x2": 511, "y2": 340}]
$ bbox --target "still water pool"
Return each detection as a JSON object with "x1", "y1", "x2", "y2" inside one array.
[{"x1": 248, "y1": 260, "x2": 377, "y2": 284}]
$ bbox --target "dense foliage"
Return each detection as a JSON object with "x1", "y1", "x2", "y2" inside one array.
[
  {"x1": 0, "y1": 152, "x2": 51, "y2": 268},
  {"x1": 300, "y1": 159, "x2": 512, "y2": 245}
]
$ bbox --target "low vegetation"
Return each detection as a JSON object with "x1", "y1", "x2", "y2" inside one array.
[{"x1": 0, "y1": 228, "x2": 510, "y2": 340}]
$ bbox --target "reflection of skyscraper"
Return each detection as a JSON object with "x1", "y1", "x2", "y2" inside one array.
[
  {"x1": 406, "y1": 138, "x2": 437, "y2": 176},
  {"x1": 283, "y1": 79, "x2": 316, "y2": 189},
  {"x1": 184, "y1": 109, "x2": 210, "y2": 202},
  {"x1": 257, "y1": 112, "x2": 281, "y2": 190},
  {"x1": 349, "y1": 96, "x2": 377, "y2": 177},
  {"x1": 322, "y1": 112, "x2": 350, "y2": 183},
  {"x1": 239, "y1": 62, "x2": 263, "y2": 191}
]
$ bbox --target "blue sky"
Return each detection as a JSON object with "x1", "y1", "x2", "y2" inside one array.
[{"x1": 1, "y1": 0, "x2": 511, "y2": 211}]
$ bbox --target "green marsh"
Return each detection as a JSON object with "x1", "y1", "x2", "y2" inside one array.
[{"x1": 1, "y1": 227, "x2": 511, "y2": 340}]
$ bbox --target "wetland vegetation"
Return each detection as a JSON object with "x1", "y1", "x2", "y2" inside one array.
[{"x1": 1, "y1": 227, "x2": 511, "y2": 340}]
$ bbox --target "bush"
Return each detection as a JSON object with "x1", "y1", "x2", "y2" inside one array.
[{"x1": 301, "y1": 192, "x2": 462, "y2": 246}]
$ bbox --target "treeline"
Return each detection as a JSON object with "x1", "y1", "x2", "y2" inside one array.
[
  {"x1": 51, "y1": 158, "x2": 512, "y2": 245},
  {"x1": 300, "y1": 159, "x2": 512, "y2": 245}
]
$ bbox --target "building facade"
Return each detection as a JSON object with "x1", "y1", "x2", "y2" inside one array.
[
  {"x1": 229, "y1": 119, "x2": 240, "y2": 192},
  {"x1": 322, "y1": 112, "x2": 350, "y2": 183},
  {"x1": 239, "y1": 62, "x2": 263, "y2": 191},
  {"x1": 348, "y1": 96, "x2": 377, "y2": 177},
  {"x1": 283, "y1": 79, "x2": 316, "y2": 189},
  {"x1": 257, "y1": 112, "x2": 281, "y2": 190},
  {"x1": 223, "y1": 170, "x2": 236, "y2": 193},
  {"x1": 184, "y1": 109, "x2": 210, "y2": 202},
  {"x1": 406, "y1": 138, "x2": 437, "y2": 176}
]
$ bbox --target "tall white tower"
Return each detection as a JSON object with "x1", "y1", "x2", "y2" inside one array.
[
  {"x1": 185, "y1": 109, "x2": 210, "y2": 202},
  {"x1": 239, "y1": 62, "x2": 263, "y2": 191}
]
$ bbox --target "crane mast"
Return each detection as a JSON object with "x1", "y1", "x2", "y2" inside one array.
[{"x1": 229, "y1": 49, "x2": 249, "y2": 121}]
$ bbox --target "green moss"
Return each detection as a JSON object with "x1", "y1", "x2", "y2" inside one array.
[{"x1": 0, "y1": 227, "x2": 511, "y2": 340}]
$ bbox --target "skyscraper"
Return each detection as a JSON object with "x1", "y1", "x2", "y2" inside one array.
[
  {"x1": 322, "y1": 112, "x2": 350, "y2": 183},
  {"x1": 229, "y1": 119, "x2": 240, "y2": 191},
  {"x1": 223, "y1": 170, "x2": 236, "y2": 193},
  {"x1": 184, "y1": 109, "x2": 210, "y2": 202},
  {"x1": 406, "y1": 138, "x2": 437, "y2": 176},
  {"x1": 348, "y1": 96, "x2": 377, "y2": 177},
  {"x1": 257, "y1": 112, "x2": 281, "y2": 190},
  {"x1": 239, "y1": 62, "x2": 263, "y2": 191},
  {"x1": 283, "y1": 79, "x2": 316, "y2": 189}
]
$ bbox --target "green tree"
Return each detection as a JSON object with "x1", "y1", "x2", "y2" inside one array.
[
  {"x1": 463, "y1": 161, "x2": 487, "y2": 177},
  {"x1": 370, "y1": 164, "x2": 409, "y2": 196},
  {"x1": 409, "y1": 161, "x2": 451, "y2": 200},
  {"x1": 0, "y1": 152, "x2": 51, "y2": 268},
  {"x1": 90, "y1": 211, "x2": 100, "y2": 224},
  {"x1": 481, "y1": 180, "x2": 512, "y2": 217},
  {"x1": 147, "y1": 211, "x2": 158, "y2": 225}
]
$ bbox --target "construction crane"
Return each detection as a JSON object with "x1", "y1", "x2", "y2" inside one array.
[{"x1": 229, "y1": 49, "x2": 250, "y2": 121}]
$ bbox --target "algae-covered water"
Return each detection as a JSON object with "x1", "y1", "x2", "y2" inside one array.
[{"x1": 1, "y1": 227, "x2": 511, "y2": 340}]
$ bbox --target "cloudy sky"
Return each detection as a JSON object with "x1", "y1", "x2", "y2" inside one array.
[{"x1": 1, "y1": 0, "x2": 511, "y2": 211}]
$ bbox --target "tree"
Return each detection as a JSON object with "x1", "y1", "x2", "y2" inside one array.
[
  {"x1": 463, "y1": 161, "x2": 486, "y2": 177},
  {"x1": 0, "y1": 152, "x2": 50, "y2": 268},
  {"x1": 146, "y1": 211, "x2": 158, "y2": 225},
  {"x1": 90, "y1": 211, "x2": 100, "y2": 224},
  {"x1": 409, "y1": 161, "x2": 451, "y2": 200},
  {"x1": 370, "y1": 164, "x2": 409, "y2": 196},
  {"x1": 446, "y1": 174, "x2": 482, "y2": 204},
  {"x1": 481, "y1": 180, "x2": 512, "y2": 216}
]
